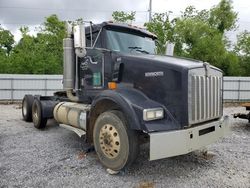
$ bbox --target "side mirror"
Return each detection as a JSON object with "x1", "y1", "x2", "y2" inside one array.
[{"x1": 74, "y1": 23, "x2": 86, "y2": 57}]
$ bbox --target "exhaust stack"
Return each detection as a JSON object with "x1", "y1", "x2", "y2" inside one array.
[
  {"x1": 63, "y1": 22, "x2": 86, "y2": 102},
  {"x1": 63, "y1": 37, "x2": 75, "y2": 90}
]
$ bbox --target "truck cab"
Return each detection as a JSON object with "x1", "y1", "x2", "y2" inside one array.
[
  {"x1": 77, "y1": 22, "x2": 157, "y2": 99},
  {"x1": 22, "y1": 21, "x2": 230, "y2": 172}
]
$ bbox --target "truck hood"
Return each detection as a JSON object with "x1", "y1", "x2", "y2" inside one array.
[
  {"x1": 112, "y1": 52, "x2": 222, "y2": 130},
  {"x1": 119, "y1": 53, "x2": 221, "y2": 72}
]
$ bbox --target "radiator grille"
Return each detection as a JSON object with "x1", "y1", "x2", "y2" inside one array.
[{"x1": 190, "y1": 75, "x2": 222, "y2": 124}]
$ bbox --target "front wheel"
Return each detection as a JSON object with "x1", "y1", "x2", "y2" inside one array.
[{"x1": 93, "y1": 110, "x2": 139, "y2": 171}]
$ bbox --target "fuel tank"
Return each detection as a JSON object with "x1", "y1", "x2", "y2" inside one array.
[{"x1": 53, "y1": 102, "x2": 90, "y2": 130}]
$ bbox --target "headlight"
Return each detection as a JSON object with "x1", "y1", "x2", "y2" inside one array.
[{"x1": 143, "y1": 108, "x2": 164, "y2": 121}]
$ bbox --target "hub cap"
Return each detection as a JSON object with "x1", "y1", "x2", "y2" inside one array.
[{"x1": 99, "y1": 124, "x2": 121, "y2": 159}]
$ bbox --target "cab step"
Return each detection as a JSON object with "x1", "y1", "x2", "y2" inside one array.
[{"x1": 59, "y1": 124, "x2": 86, "y2": 137}]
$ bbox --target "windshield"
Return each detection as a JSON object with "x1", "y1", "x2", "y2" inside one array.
[{"x1": 106, "y1": 29, "x2": 156, "y2": 54}]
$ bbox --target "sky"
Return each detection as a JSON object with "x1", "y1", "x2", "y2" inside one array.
[{"x1": 0, "y1": 0, "x2": 250, "y2": 43}]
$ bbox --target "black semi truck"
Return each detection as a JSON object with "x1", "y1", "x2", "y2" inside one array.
[{"x1": 22, "y1": 21, "x2": 229, "y2": 172}]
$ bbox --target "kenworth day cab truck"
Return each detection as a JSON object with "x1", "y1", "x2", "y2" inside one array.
[{"x1": 22, "y1": 21, "x2": 230, "y2": 172}]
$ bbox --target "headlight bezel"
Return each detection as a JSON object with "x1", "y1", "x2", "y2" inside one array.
[{"x1": 143, "y1": 108, "x2": 164, "y2": 121}]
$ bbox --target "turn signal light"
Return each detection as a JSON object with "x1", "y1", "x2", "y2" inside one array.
[{"x1": 108, "y1": 82, "x2": 117, "y2": 90}]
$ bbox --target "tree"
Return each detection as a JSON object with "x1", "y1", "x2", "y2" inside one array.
[
  {"x1": 144, "y1": 12, "x2": 175, "y2": 55},
  {"x1": 10, "y1": 14, "x2": 66, "y2": 74},
  {"x1": 9, "y1": 32, "x2": 38, "y2": 73},
  {"x1": 173, "y1": 4, "x2": 239, "y2": 75},
  {"x1": 0, "y1": 27, "x2": 14, "y2": 55},
  {"x1": 144, "y1": 0, "x2": 240, "y2": 75},
  {"x1": 37, "y1": 14, "x2": 66, "y2": 74},
  {"x1": 112, "y1": 11, "x2": 135, "y2": 23},
  {"x1": 0, "y1": 27, "x2": 14, "y2": 73},
  {"x1": 235, "y1": 31, "x2": 250, "y2": 57},
  {"x1": 20, "y1": 26, "x2": 29, "y2": 37},
  {"x1": 0, "y1": 1, "x2": 245, "y2": 76},
  {"x1": 42, "y1": 14, "x2": 66, "y2": 38},
  {"x1": 174, "y1": 11, "x2": 224, "y2": 59},
  {"x1": 209, "y1": 0, "x2": 238, "y2": 34},
  {"x1": 235, "y1": 31, "x2": 250, "y2": 76}
]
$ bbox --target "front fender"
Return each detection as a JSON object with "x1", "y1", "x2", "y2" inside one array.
[{"x1": 90, "y1": 87, "x2": 181, "y2": 133}]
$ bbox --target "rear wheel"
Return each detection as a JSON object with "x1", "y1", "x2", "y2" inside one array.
[
  {"x1": 22, "y1": 95, "x2": 34, "y2": 122},
  {"x1": 32, "y1": 99, "x2": 47, "y2": 129},
  {"x1": 93, "y1": 110, "x2": 139, "y2": 171}
]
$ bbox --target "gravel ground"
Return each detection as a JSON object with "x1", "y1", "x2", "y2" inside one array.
[{"x1": 0, "y1": 104, "x2": 249, "y2": 188}]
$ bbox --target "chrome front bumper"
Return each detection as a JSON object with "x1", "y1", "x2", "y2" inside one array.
[{"x1": 149, "y1": 116, "x2": 230, "y2": 160}]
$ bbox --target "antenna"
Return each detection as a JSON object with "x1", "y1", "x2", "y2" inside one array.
[{"x1": 148, "y1": 0, "x2": 152, "y2": 22}]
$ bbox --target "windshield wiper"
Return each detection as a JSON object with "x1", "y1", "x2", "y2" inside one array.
[
  {"x1": 128, "y1": 46, "x2": 142, "y2": 50},
  {"x1": 128, "y1": 46, "x2": 150, "y2": 54},
  {"x1": 135, "y1": 49, "x2": 149, "y2": 54}
]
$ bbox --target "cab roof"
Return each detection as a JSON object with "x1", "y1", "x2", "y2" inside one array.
[{"x1": 85, "y1": 21, "x2": 157, "y2": 39}]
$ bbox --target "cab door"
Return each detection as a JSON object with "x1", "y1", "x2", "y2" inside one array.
[{"x1": 78, "y1": 49, "x2": 104, "y2": 91}]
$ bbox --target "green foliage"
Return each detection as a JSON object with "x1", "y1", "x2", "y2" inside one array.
[
  {"x1": 209, "y1": 0, "x2": 238, "y2": 33},
  {"x1": 235, "y1": 31, "x2": 250, "y2": 76},
  {"x1": 2, "y1": 14, "x2": 66, "y2": 74},
  {"x1": 235, "y1": 30, "x2": 250, "y2": 56},
  {"x1": 0, "y1": 0, "x2": 248, "y2": 76},
  {"x1": 43, "y1": 14, "x2": 66, "y2": 38},
  {"x1": 144, "y1": 12, "x2": 175, "y2": 54},
  {"x1": 0, "y1": 50, "x2": 11, "y2": 73},
  {"x1": 112, "y1": 11, "x2": 135, "y2": 23},
  {"x1": 0, "y1": 27, "x2": 14, "y2": 55},
  {"x1": 20, "y1": 26, "x2": 29, "y2": 37},
  {"x1": 221, "y1": 52, "x2": 241, "y2": 76},
  {"x1": 144, "y1": 0, "x2": 241, "y2": 76},
  {"x1": 0, "y1": 27, "x2": 14, "y2": 73},
  {"x1": 37, "y1": 14, "x2": 66, "y2": 74},
  {"x1": 10, "y1": 35, "x2": 37, "y2": 73},
  {"x1": 174, "y1": 11, "x2": 226, "y2": 64}
]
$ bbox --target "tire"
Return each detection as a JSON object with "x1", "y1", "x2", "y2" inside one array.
[
  {"x1": 93, "y1": 110, "x2": 139, "y2": 171},
  {"x1": 22, "y1": 95, "x2": 34, "y2": 122},
  {"x1": 32, "y1": 99, "x2": 47, "y2": 129}
]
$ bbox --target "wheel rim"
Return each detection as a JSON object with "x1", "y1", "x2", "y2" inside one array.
[
  {"x1": 32, "y1": 104, "x2": 39, "y2": 125},
  {"x1": 99, "y1": 124, "x2": 121, "y2": 159},
  {"x1": 22, "y1": 100, "x2": 27, "y2": 116}
]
